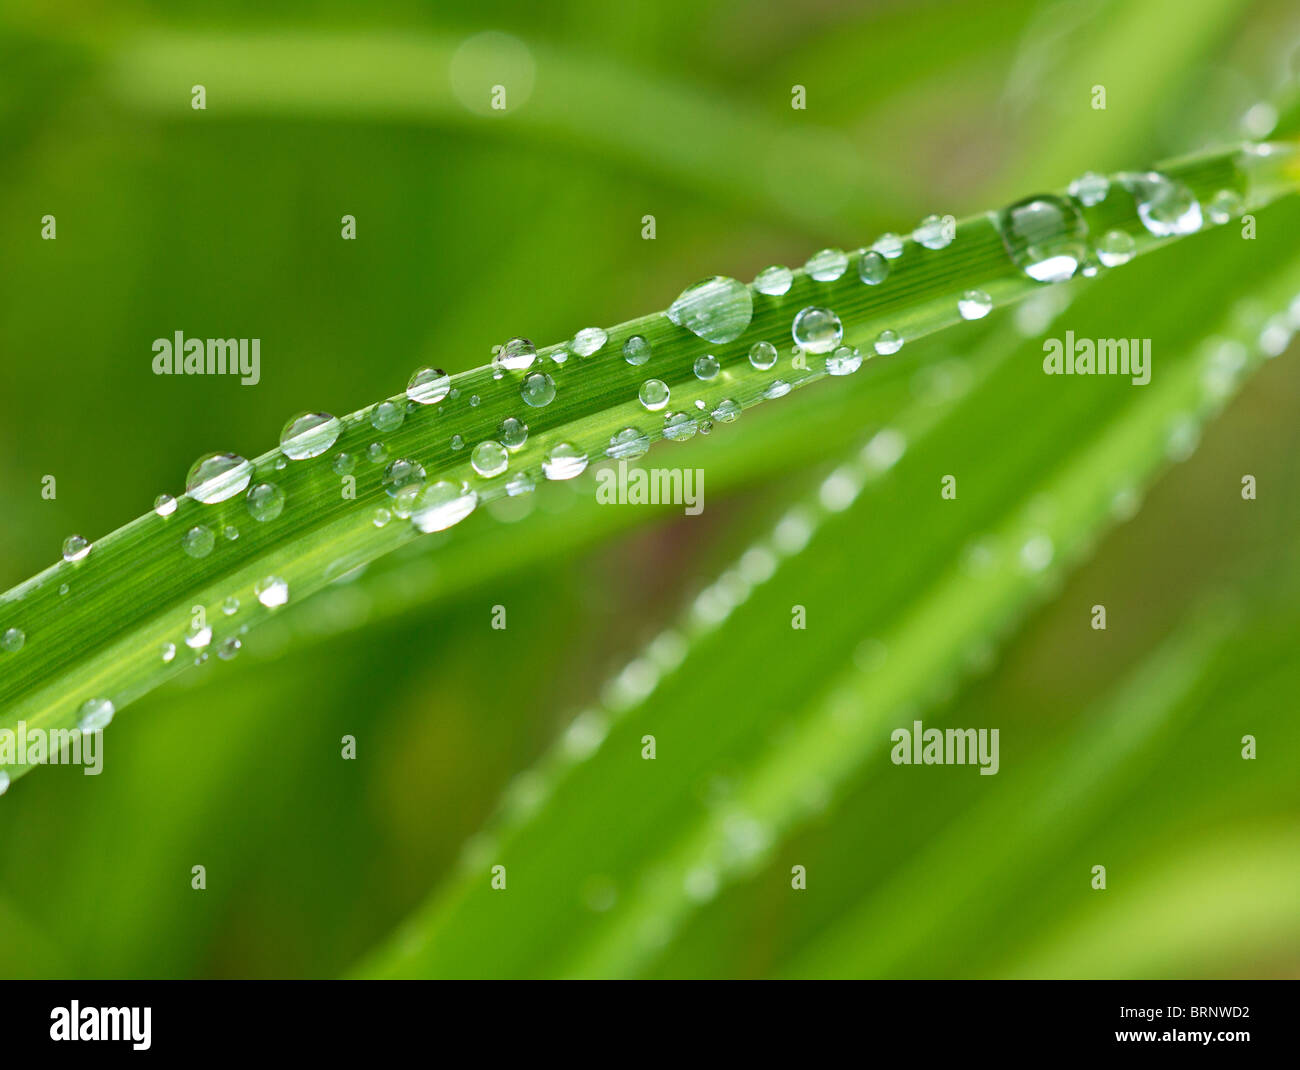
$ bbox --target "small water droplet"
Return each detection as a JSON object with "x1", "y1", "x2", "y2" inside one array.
[
  {"x1": 372, "y1": 506, "x2": 392, "y2": 527},
  {"x1": 667, "y1": 276, "x2": 753, "y2": 344},
  {"x1": 1019, "y1": 534, "x2": 1054, "y2": 572},
  {"x1": 160, "y1": 641, "x2": 176, "y2": 663},
  {"x1": 62, "y1": 534, "x2": 90, "y2": 562},
  {"x1": 370, "y1": 400, "x2": 405, "y2": 432},
  {"x1": 182, "y1": 526, "x2": 215, "y2": 558},
  {"x1": 1207, "y1": 189, "x2": 1245, "y2": 225},
  {"x1": 912, "y1": 214, "x2": 953, "y2": 250},
  {"x1": 77, "y1": 697, "x2": 115, "y2": 733},
  {"x1": 1067, "y1": 171, "x2": 1110, "y2": 207},
  {"x1": 246, "y1": 482, "x2": 285, "y2": 522},
  {"x1": 186, "y1": 452, "x2": 252, "y2": 504},
  {"x1": 805, "y1": 248, "x2": 848, "y2": 281},
  {"x1": 872, "y1": 233, "x2": 904, "y2": 259},
  {"x1": 1122, "y1": 172, "x2": 1202, "y2": 237},
  {"x1": 693, "y1": 354, "x2": 720, "y2": 380},
  {"x1": 572, "y1": 327, "x2": 608, "y2": 356},
  {"x1": 184, "y1": 623, "x2": 212, "y2": 649},
  {"x1": 607, "y1": 427, "x2": 650, "y2": 459},
  {"x1": 222, "y1": 525, "x2": 239, "y2": 541},
  {"x1": 549, "y1": 348, "x2": 569, "y2": 365},
  {"x1": 826, "y1": 345, "x2": 863, "y2": 376},
  {"x1": 471, "y1": 440, "x2": 509, "y2": 477},
  {"x1": 1, "y1": 627, "x2": 25, "y2": 653},
  {"x1": 639, "y1": 379, "x2": 670, "y2": 411},
  {"x1": 383, "y1": 458, "x2": 426, "y2": 496},
  {"x1": 221, "y1": 596, "x2": 239, "y2": 616},
  {"x1": 711, "y1": 398, "x2": 741, "y2": 423},
  {"x1": 450, "y1": 435, "x2": 464, "y2": 451},
  {"x1": 498, "y1": 337, "x2": 537, "y2": 371},
  {"x1": 791, "y1": 307, "x2": 843, "y2": 354},
  {"x1": 407, "y1": 367, "x2": 451, "y2": 405},
  {"x1": 520, "y1": 372, "x2": 556, "y2": 408},
  {"x1": 874, "y1": 329, "x2": 903, "y2": 355},
  {"x1": 505, "y1": 471, "x2": 535, "y2": 496},
  {"x1": 748, "y1": 340, "x2": 778, "y2": 370},
  {"x1": 280, "y1": 412, "x2": 341, "y2": 460},
  {"x1": 752, "y1": 265, "x2": 793, "y2": 296},
  {"x1": 764, "y1": 379, "x2": 792, "y2": 399},
  {"x1": 412, "y1": 481, "x2": 478, "y2": 531},
  {"x1": 367, "y1": 442, "x2": 390, "y2": 465},
  {"x1": 332, "y1": 452, "x2": 355, "y2": 475},
  {"x1": 997, "y1": 194, "x2": 1089, "y2": 283},
  {"x1": 663, "y1": 412, "x2": 697, "y2": 441},
  {"x1": 542, "y1": 443, "x2": 589, "y2": 480},
  {"x1": 153, "y1": 494, "x2": 177, "y2": 517},
  {"x1": 622, "y1": 335, "x2": 651, "y2": 366},
  {"x1": 1096, "y1": 229, "x2": 1136, "y2": 267},
  {"x1": 218, "y1": 636, "x2": 242, "y2": 660},
  {"x1": 500, "y1": 417, "x2": 528, "y2": 450},
  {"x1": 858, "y1": 250, "x2": 889, "y2": 285},
  {"x1": 958, "y1": 289, "x2": 992, "y2": 320},
  {"x1": 255, "y1": 576, "x2": 290, "y2": 608}
]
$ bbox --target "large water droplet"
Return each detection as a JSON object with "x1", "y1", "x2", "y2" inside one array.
[
  {"x1": 62, "y1": 535, "x2": 91, "y2": 562},
  {"x1": 246, "y1": 482, "x2": 285, "y2": 522},
  {"x1": 622, "y1": 335, "x2": 652, "y2": 366},
  {"x1": 1122, "y1": 172, "x2": 1202, "y2": 237},
  {"x1": 186, "y1": 452, "x2": 252, "y2": 504},
  {"x1": 805, "y1": 248, "x2": 848, "y2": 281},
  {"x1": 752, "y1": 265, "x2": 793, "y2": 296},
  {"x1": 667, "y1": 276, "x2": 753, "y2": 344},
  {"x1": 153, "y1": 494, "x2": 177, "y2": 517},
  {"x1": 572, "y1": 327, "x2": 608, "y2": 356},
  {"x1": 255, "y1": 575, "x2": 290, "y2": 608},
  {"x1": 958, "y1": 290, "x2": 992, "y2": 320},
  {"x1": 997, "y1": 195, "x2": 1089, "y2": 283},
  {"x1": 498, "y1": 337, "x2": 536, "y2": 371},
  {"x1": 407, "y1": 367, "x2": 451, "y2": 405},
  {"x1": 412, "y1": 481, "x2": 479, "y2": 531},
  {"x1": 520, "y1": 372, "x2": 556, "y2": 408},
  {"x1": 280, "y1": 412, "x2": 341, "y2": 460},
  {"x1": 542, "y1": 443, "x2": 588, "y2": 480},
  {"x1": 791, "y1": 307, "x2": 843, "y2": 354}
]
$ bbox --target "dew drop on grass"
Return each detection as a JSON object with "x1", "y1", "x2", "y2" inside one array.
[
  {"x1": 221, "y1": 596, "x2": 239, "y2": 616},
  {"x1": 186, "y1": 452, "x2": 252, "y2": 504},
  {"x1": 160, "y1": 642, "x2": 176, "y2": 663},
  {"x1": 77, "y1": 697, "x2": 114, "y2": 734},
  {"x1": 693, "y1": 354, "x2": 720, "y2": 380},
  {"x1": 471, "y1": 440, "x2": 509, "y2": 477},
  {"x1": 1067, "y1": 171, "x2": 1110, "y2": 206},
  {"x1": 639, "y1": 379, "x2": 670, "y2": 411},
  {"x1": 218, "y1": 637, "x2": 241, "y2": 661},
  {"x1": 450, "y1": 435, "x2": 464, "y2": 451},
  {"x1": 1207, "y1": 189, "x2": 1244, "y2": 225},
  {"x1": 752, "y1": 265, "x2": 793, "y2": 296},
  {"x1": 764, "y1": 380, "x2": 792, "y2": 399},
  {"x1": 874, "y1": 329, "x2": 904, "y2": 356},
  {"x1": 370, "y1": 400, "x2": 405, "y2": 432},
  {"x1": 505, "y1": 471, "x2": 535, "y2": 497},
  {"x1": 912, "y1": 214, "x2": 953, "y2": 250},
  {"x1": 858, "y1": 251, "x2": 889, "y2": 285},
  {"x1": 182, "y1": 525, "x2": 215, "y2": 558},
  {"x1": 622, "y1": 335, "x2": 652, "y2": 366},
  {"x1": 373, "y1": 507, "x2": 391, "y2": 527},
  {"x1": 153, "y1": 494, "x2": 177, "y2": 517},
  {"x1": 997, "y1": 194, "x2": 1089, "y2": 283},
  {"x1": 1, "y1": 627, "x2": 24, "y2": 652},
  {"x1": 520, "y1": 372, "x2": 556, "y2": 408},
  {"x1": 500, "y1": 417, "x2": 528, "y2": 450},
  {"x1": 246, "y1": 482, "x2": 285, "y2": 522},
  {"x1": 280, "y1": 412, "x2": 341, "y2": 460},
  {"x1": 712, "y1": 398, "x2": 741, "y2": 422},
  {"x1": 367, "y1": 442, "x2": 390, "y2": 464},
  {"x1": 406, "y1": 367, "x2": 451, "y2": 405},
  {"x1": 805, "y1": 248, "x2": 848, "y2": 281},
  {"x1": 607, "y1": 427, "x2": 650, "y2": 459},
  {"x1": 1122, "y1": 172, "x2": 1202, "y2": 236},
  {"x1": 411, "y1": 481, "x2": 479, "y2": 532},
  {"x1": 1096, "y1": 230, "x2": 1136, "y2": 267},
  {"x1": 572, "y1": 327, "x2": 608, "y2": 356},
  {"x1": 62, "y1": 535, "x2": 90, "y2": 562},
  {"x1": 542, "y1": 443, "x2": 588, "y2": 480},
  {"x1": 185, "y1": 623, "x2": 212, "y2": 649},
  {"x1": 332, "y1": 453, "x2": 355, "y2": 475},
  {"x1": 667, "y1": 276, "x2": 753, "y2": 344},
  {"x1": 222, "y1": 525, "x2": 239, "y2": 541},
  {"x1": 748, "y1": 340, "x2": 778, "y2": 370},
  {"x1": 498, "y1": 337, "x2": 537, "y2": 370},
  {"x1": 873, "y1": 233, "x2": 904, "y2": 259},
  {"x1": 255, "y1": 576, "x2": 290, "y2": 608},
  {"x1": 663, "y1": 412, "x2": 697, "y2": 441},
  {"x1": 791, "y1": 307, "x2": 843, "y2": 353},
  {"x1": 383, "y1": 459, "x2": 426, "y2": 496},
  {"x1": 958, "y1": 290, "x2": 992, "y2": 320},
  {"x1": 826, "y1": 346, "x2": 863, "y2": 376}
]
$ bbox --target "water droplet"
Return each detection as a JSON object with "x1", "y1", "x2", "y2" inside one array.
[
  {"x1": 450, "y1": 435, "x2": 464, "y2": 451},
  {"x1": 663, "y1": 412, "x2": 697, "y2": 441},
  {"x1": 858, "y1": 251, "x2": 889, "y2": 285},
  {"x1": 1019, "y1": 534, "x2": 1054, "y2": 572},
  {"x1": 607, "y1": 427, "x2": 650, "y2": 459},
  {"x1": 221, "y1": 596, "x2": 239, "y2": 615},
  {"x1": 549, "y1": 348, "x2": 569, "y2": 365},
  {"x1": 383, "y1": 458, "x2": 426, "y2": 496},
  {"x1": 505, "y1": 471, "x2": 535, "y2": 496},
  {"x1": 370, "y1": 400, "x2": 405, "y2": 432},
  {"x1": 412, "y1": 481, "x2": 478, "y2": 531},
  {"x1": 1122, "y1": 172, "x2": 1202, "y2": 237},
  {"x1": 805, "y1": 248, "x2": 848, "y2": 281},
  {"x1": 1207, "y1": 189, "x2": 1244, "y2": 225},
  {"x1": 639, "y1": 379, "x2": 670, "y2": 411},
  {"x1": 826, "y1": 345, "x2": 863, "y2": 376},
  {"x1": 471, "y1": 440, "x2": 509, "y2": 477},
  {"x1": 912, "y1": 214, "x2": 953, "y2": 250},
  {"x1": 622, "y1": 335, "x2": 651, "y2": 366},
  {"x1": 874, "y1": 329, "x2": 903, "y2": 355},
  {"x1": 498, "y1": 337, "x2": 536, "y2": 371},
  {"x1": 694, "y1": 354, "x2": 720, "y2": 380},
  {"x1": 1, "y1": 627, "x2": 24, "y2": 653},
  {"x1": 667, "y1": 276, "x2": 753, "y2": 344},
  {"x1": 752, "y1": 265, "x2": 793, "y2": 296},
  {"x1": 255, "y1": 576, "x2": 290, "y2": 608},
  {"x1": 407, "y1": 367, "x2": 451, "y2": 405},
  {"x1": 791, "y1": 307, "x2": 843, "y2": 354},
  {"x1": 332, "y1": 452, "x2": 355, "y2": 475},
  {"x1": 572, "y1": 327, "x2": 608, "y2": 356},
  {"x1": 368, "y1": 443, "x2": 391, "y2": 466},
  {"x1": 873, "y1": 233, "x2": 904, "y2": 259},
  {"x1": 711, "y1": 398, "x2": 741, "y2": 423},
  {"x1": 542, "y1": 443, "x2": 589, "y2": 480},
  {"x1": 958, "y1": 289, "x2": 992, "y2": 320},
  {"x1": 763, "y1": 379, "x2": 791, "y2": 399},
  {"x1": 246, "y1": 482, "x2": 285, "y2": 522},
  {"x1": 218, "y1": 636, "x2": 242, "y2": 661},
  {"x1": 280, "y1": 412, "x2": 341, "y2": 460},
  {"x1": 520, "y1": 372, "x2": 556, "y2": 408},
  {"x1": 62, "y1": 535, "x2": 90, "y2": 562},
  {"x1": 1096, "y1": 229, "x2": 1136, "y2": 267},
  {"x1": 997, "y1": 195, "x2": 1089, "y2": 283},
  {"x1": 222, "y1": 525, "x2": 239, "y2": 541},
  {"x1": 1067, "y1": 171, "x2": 1110, "y2": 207},
  {"x1": 186, "y1": 452, "x2": 252, "y2": 504},
  {"x1": 184, "y1": 622, "x2": 212, "y2": 649},
  {"x1": 160, "y1": 642, "x2": 176, "y2": 663},
  {"x1": 77, "y1": 697, "x2": 115, "y2": 733},
  {"x1": 181, "y1": 525, "x2": 215, "y2": 558},
  {"x1": 153, "y1": 494, "x2": 177, "y2": 517},
  {"x1": 500, "y1": 417, "x2": 528, "y2": 450}
]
